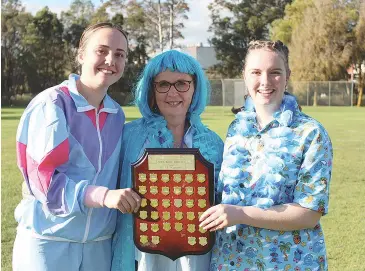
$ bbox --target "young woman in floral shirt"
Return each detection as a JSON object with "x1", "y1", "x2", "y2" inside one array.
[{"x1": 200, "y1": 40, "x2": 333, "y2": 271}]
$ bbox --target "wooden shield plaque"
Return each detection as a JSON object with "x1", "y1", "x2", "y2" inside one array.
[{"x1": 132, "y1": 148, "x2": 215, "y2": 261}]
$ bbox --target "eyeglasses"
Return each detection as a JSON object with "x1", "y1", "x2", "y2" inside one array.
[{"x1": 154, "y1": 80, "x2": 193, "y2": 93}]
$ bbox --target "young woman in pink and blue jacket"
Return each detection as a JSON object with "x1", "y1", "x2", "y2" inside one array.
[{"x1": 13, "y1": 22, "x2": 141, "y2": 271}]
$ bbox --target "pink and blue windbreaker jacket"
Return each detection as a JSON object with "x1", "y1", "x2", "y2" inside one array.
[{"x1": 15, "y1": 74, "x2": 125, "y2": 243}]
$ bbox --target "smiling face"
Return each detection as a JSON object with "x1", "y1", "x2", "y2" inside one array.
[
  {"x1": 153, "y1": 70, "x2": 195, "y2": 120},
  {"x1": 78, "y1": 27, "x2": 128, "y2": 90},
  {"x1": 244, "y1": 48, "x2": 289, "y2": 111}
]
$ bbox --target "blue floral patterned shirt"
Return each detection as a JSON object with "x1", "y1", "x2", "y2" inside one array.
[{"x1": 210, "y1": 95, "x2": 333, "y2": 271}]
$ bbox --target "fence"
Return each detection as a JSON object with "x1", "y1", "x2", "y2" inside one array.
[
  {"x1": 209, "y1": 79, "x2": 359, "y2": 107},
  {"x1": 6, "y1": 79, "x2": 359, "y2": 107}
]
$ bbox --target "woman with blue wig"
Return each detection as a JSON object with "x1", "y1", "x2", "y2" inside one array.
[{"x1": 111, "y1": 50, "x2": 224, "y2": 271}]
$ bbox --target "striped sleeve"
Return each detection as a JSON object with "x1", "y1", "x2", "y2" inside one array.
[{"x1": 16, "y1": 101, "x2": 90, "y2": 216}]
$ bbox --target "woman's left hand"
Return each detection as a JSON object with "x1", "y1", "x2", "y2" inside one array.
[{"x1": 199, "y1": 204, "x2": 242, "y2": 231}]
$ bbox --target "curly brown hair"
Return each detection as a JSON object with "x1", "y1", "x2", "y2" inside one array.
[{"x1": 244, "y1": 40, "x2": 290, "y2": 74}]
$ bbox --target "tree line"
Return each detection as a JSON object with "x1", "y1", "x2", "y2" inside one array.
[
  {"x1": 1, "y1": 0, "x2": 189, "y2": 105},
  {"x1": 208, "y1": 0, "x2": 364, "y2": 106},
  {"x1": 2, "y1": 0, "x2": 364, "y2": 106}
]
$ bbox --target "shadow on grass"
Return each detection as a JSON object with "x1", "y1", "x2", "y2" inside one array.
[
  {"x1": 1, "y1": 111, "x2": 19, "y2": 115},
  {"x1": 1, "y1": 116, "x2": 21, "y2": 120}
]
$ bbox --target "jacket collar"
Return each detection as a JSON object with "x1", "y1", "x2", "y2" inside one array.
[{"x1": 66, "y1": 74, "x2": 119, "y2": 114}]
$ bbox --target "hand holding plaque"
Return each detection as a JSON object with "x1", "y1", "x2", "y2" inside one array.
[
  {"x1": 132, "y1": 148, "x2": 215, "y2": 261},
  {"x1": 104, "y1": 188, "x2": 141, "y2": 214}
]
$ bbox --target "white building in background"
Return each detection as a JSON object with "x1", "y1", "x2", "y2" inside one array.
[
  {"x1": 347, "y1": 62, "x2": 365, "y2": 82},
  {"x1": 180, "y1": 43, "x2": 219, "y2": 70},
  {"x1": 149, "y1": 43, "x2": 219, "y2": 70}
]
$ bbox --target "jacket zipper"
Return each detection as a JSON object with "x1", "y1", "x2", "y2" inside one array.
[{"x1": 82, "y1": 108, "x2": 103, "y2": 243}]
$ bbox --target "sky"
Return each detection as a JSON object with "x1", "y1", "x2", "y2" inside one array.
[{"x1": 22, "y1": 0, "x2": 216, "y2": 46}]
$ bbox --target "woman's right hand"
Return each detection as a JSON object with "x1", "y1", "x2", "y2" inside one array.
[{"x1": 104, "y1": 188, "x2": 141, "y2": 214}]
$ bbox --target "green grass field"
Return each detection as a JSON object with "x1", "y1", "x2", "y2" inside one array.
[{"x1": 2, "y1": 106, "x2": 365, "y2": 270}]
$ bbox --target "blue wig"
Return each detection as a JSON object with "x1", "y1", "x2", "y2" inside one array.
[{"x1": 134, "y1": 50, "x2": 210, "y2": 122}]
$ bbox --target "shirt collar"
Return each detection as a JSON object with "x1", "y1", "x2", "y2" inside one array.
[{"x1": 66, "y1": 74, "x2": 118, "y2": 114}]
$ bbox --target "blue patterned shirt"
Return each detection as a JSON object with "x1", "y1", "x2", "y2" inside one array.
[{"x1": 210, "y1": 95, "x2": 333, "y2": 271}]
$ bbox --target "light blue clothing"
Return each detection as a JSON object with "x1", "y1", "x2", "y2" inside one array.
[
  {"x1": 13, "y1": 228, "x2": 111, "y2": 271},
  {"x1": 112, "y1": 117, "x2": 224, "y2": 271},
  {"x1": 13, "y1": 74, "x2": 124, "y2": 271},
  {"x1": 210, "y1": 95, "x2": 333, "y2": 271},
  {"x1": 15, "y1": 74, "x2": 124, "y2": 242}
]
